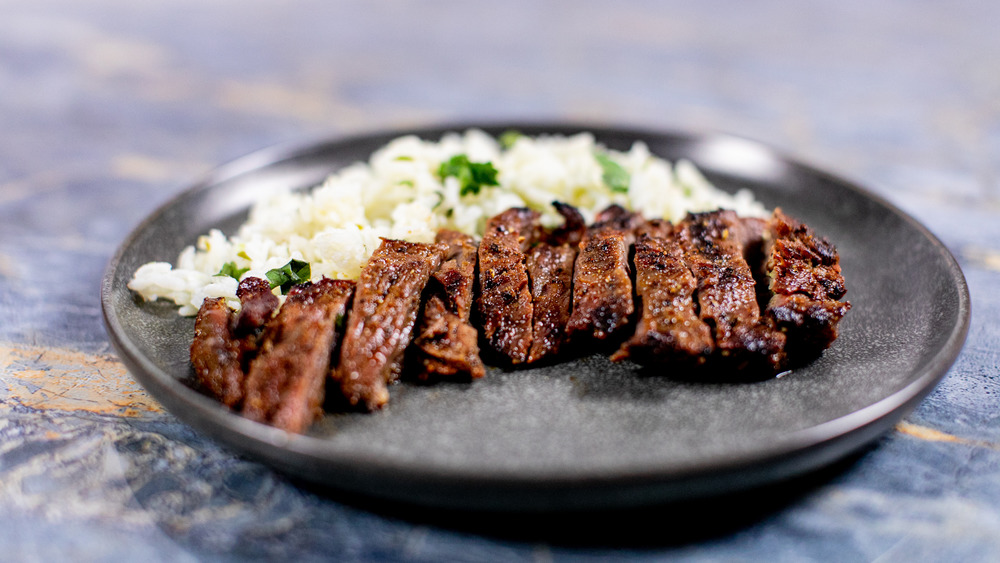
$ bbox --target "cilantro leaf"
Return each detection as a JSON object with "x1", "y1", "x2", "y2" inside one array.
[
  {"x1": 595, "y1": 152, "x2": 630, "y2": 193},
  {"x1": 265, "y1": 259, "x2": 311, "y2": 294},
  {"x1": 217, "y1": 261, "x2": 249, "y2": 280},
  {"x1": 438, "y1": 154, "x2": 499, "y2": 197},
  {"x1": 499, "y1": 130, "x2": 523, "y2": 150}
]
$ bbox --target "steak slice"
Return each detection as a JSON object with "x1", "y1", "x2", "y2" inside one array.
[
  {"x1": 611, "y1": 231, "x2": 715, "y2": 366},
  {"x1": 546, "y1": 201, "x2": 587, "y2": 247},
  {"x1": 409, "y1": 230, "x2": 486, "y2": 381},
  {"x1": 409, "y1": 299, "x2": 485, "y2": 381},
  {"x1": 232, "y1": 277, "x2": 279, "y2": 366},
  {"x1": 190, "y1": 297, "x2": 244, "y2": 408},
  {"x1": 764, "y1": 209, "x2": 851, "y2": 358},
  {"x1": 477, "y1": 208, "x2": 541, "y2": 363},
  {"x1": 679, "y1": 210, "x2": 786, "y2": 374},
  {"x1": 565, "y1": 205, "x2": 643, "y2": 341},
  {"x1": 432, "y1": 229, "x2": 479, "y2": 319},
  {"x1": 526, "y1": 242, "x2": 577, "y2": 363},
  {"x1": 335, "y1": 238, "x2": 446, "y2": 409},
  {"x1": 242, "y1": 278, "x2": 355, "y2": 432}
]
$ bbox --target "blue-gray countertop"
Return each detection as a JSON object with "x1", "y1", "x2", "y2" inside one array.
[{"x1": 2, "y1": 1, "x2": 999, "y2": 561}]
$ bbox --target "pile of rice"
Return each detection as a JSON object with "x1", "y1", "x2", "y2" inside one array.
[{"x1": 129, "y1": 129, "x2": 767, "y2": 315}]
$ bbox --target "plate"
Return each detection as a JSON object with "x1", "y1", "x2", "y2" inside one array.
[{"x1": 102, "y1": 123, "x2": 970, "y2": 511}]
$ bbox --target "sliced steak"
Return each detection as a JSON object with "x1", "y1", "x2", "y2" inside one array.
[
  {"x1": 764, "y1": 208, "x2": 851, "y2": 358},
  {"x1": 335, "y1": 238, "x2": 446, "y2": 409},
  {"x1": 594, "y1": 204, "x2": 646, "y2": 243},
  {"x1": 477, "y1": 208, "x2": 541, "y2": 363},
  {"x1": 409, "y1": 298, "x2": 485, "y2": 381},
  {"x1": 432, "y1": 229, "x2": 479, "y2": 319},
  {"x1": 566, "y1": 205, "x2": 643, "y2": 341},
  {"x1": 526, "y1": 242, "x2": 577, "y2": 363},
  {"x1": 190, "y1": 297, "x2": 244, "y2": 408},
  {"x1": 612, "y1": 231, "x2": 714, "y2": 365},
  {"x1": 546, "y1": 201, "x2": 587, "y2": 247},
  {"x1": 242, "y1": 278, "x2": 355, "y2": 432},
  {"x1": 409, "y1": 230, "x2": 485, "y2": 381},
  {"x1": 232, "y1": 276, "x2": 279, "y2": 366},
  {"x1": 233, "y1": 277, "x2": 279, "y2": 337},
  {"x1": 679, "y1": 210, "x2": 786, "y2": 374}
]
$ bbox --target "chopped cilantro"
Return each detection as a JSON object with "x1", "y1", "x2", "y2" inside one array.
[
  {"x1": 595, "y1": 152, "x2": 630, "y2": 193},
  {"x1": 438, "y1": 154, "x2": 499, "y2": 197},
  {"x1": 499, "y1": 130, "x2": 523, "y2": 150},
  {"x1": 217, "y1": 261, "x2": 249, "y2": 280},
  {"x1": 265, "y1": 259, "x2": 311, "y2": 294}
]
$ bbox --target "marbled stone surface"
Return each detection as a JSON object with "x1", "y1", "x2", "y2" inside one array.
[{"x1": 1, "y1": 1, "x2": 999, "y2": 561}]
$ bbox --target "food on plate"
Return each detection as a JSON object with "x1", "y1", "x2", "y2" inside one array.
[
  {"x1": 242, "y1": 278, "x2": 354, "y2": 432},
  {"x1": 127, "y1": 129, "x2": 766, "y2": 316},
  {"x1": 408, "y1": 230, "x2": 486, "y2": 382},
  {"x1": 130, "y1": 130, "x2": 850, "y2": 433},
  {"x1": 333, "y1": 239, "x2": 446, "y2": 411},
  {"x1": 477, "y1": 208, "x2": 541, "y2": 364},
  {"x1": 763, "y1": 209, "x2": 851, "y2": 359},
  {"x1": 565, "y1": 205, "x2": 645, "y2": 342}
]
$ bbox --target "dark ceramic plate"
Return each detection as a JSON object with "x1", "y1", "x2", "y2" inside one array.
[{"x1": 102, "y1": 124, "x2": 970, "y2": 511}]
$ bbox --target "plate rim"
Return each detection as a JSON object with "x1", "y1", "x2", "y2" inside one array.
[{"x1": 101, "y1": 121, "x2": 971, "y2": 506}]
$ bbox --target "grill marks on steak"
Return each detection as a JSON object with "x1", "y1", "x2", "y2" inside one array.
[
  {"x1": 334, "y1": 238, "x2": 446, "y2": 410},
  {"x1": 524, "y1": 203, "x2": 587, "y2": 363},
  {"x1": 477, "y1": 208, "x2": 541, "y2": 364},
  {"x1": 242, "y1": 278, "x2": 355, "y2": 432},
  {"x1": 679, "y1": 210, "x2": 787, "y2": 374},
  {"x1": 526, "y1": 243, "x2": 577, "y2": 363},
  {"x1": 408, "y1": 230, "x2": 486, "y2": 381},
  {"x1": 611, "y1": 229, "x2": 715, "y2": 366},
  {"x1": 566, "y1": 205, "x2": 644, "y2": 341},
  {"x1": 187, "y1": 205, "x2": 849, "y2": 432},
  {"x1": 764, "y1": 208, "x2": 851, "y2": 359}
]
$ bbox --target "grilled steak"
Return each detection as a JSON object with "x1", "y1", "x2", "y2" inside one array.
[
  {"x1": 566, "y1": 205, "x2": 643, "y2": 341},
  {"x1": 679, "y1": 210, "x2": 786, "y2": 374},
  {"x1": 764, "y1": 208, "x2": 850, "y2": 358},
  {"x1": 409, "y1": 230, "x2": 486, "y2": 381},
  {"x1": 335, "y1": 238, "x2": 446, "y2": 409},
  {"x1": 409, "y1": 299, "x2": 485, "y2": 381},
  {"x1": 546, "y1": 201, "x2": 587, "y2": 247},
  {"x1": 477, "y1": 208, "x2": 541, "y2": 363},
  {"x1": 190, "y1": 297, "x2": 244, "y2": 408},
  {"x1": 232, "y1": 276, "x2": 279, "y2": 364},
  {"x1": 432, "y1": 229, "x2": 479, "y2": 319},
  {"x1": 242, "y1": 278, "x2": 355, "y2": 432},
  {"x1": 611, "y1": 230, "x2": 715, "y2": 365},
  {"x1": 526, "y1": 242, "x2": 577, "y2": 363}
]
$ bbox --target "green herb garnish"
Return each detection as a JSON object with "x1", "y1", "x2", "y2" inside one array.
[
  {"x1": 438, "y1": 154, "x2": 499, "y2": 197},
  {"x1": 265, "y1": 259, "x2": 311, "y2": 294},
  {"x1": 595, "y1": 152, "x2": 630, "y2": 193},
  {"x1": 217, "y1": 261, "x2": 249, "y2": 280},
  {"x1": 499, "y1": 130, "x2": 523, "y2": 150},
  {"x1": 394, "y1": 155, "x2": 414, "y2": 161}
]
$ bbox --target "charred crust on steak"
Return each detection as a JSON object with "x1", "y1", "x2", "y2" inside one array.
[
  {"x1": 333, "y1": 238, "x2": 446, "y2": 410},
  {"x1": 477, "y1": 208, "x2": 540, "y2": 364}
]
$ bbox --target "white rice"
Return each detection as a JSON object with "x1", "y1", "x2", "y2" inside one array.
[{"x1": 129, "y1": 129, "x2": 768, "y2": 315}]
